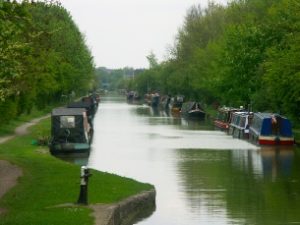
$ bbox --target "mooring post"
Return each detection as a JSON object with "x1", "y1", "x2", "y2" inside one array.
[{"x1": 77, "y1": 166, "x2": 92, "y2": 205}]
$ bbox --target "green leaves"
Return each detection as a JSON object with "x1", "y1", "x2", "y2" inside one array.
[
  {"x1": 0, "y1": 1, "x2": 95, "y2": 122},
  {"x1": 130, "y1": 0, "x2": 300, "y2": 123}
]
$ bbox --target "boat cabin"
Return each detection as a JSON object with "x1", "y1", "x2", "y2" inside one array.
[
  {"x1": 68, "y1": 101, "x2": 95, "y2": 125},
  {"x1": 49, "y1": 107, "x2": 93, "y2": 153},
  {"x1": 214, "y1": 107, "x2": 241, "y2": 130},
  {"x1": 229, "y1": 111, "x2": 253, "y2": 139},
  {"x1": 249, "y1": 113, "x2": 294, "y2": 145}
]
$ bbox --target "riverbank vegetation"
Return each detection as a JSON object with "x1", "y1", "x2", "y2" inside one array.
[
  {"x1": 0, "y1": 1, "x2": 95, "y2": 125},
  {"x1": 0, "y1": 118, "x2": 153, "y2": 225},
  {"x1": 123, "y1": 0, "x2": 300, "y2": 125}
]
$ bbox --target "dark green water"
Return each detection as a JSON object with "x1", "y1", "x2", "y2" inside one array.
[{"x1": 87, "y1": 97, "x2": 300, "y2": 225}]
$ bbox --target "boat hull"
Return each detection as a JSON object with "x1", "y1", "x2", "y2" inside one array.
[
  {"x1": 229, "y1": 126, "x2": 249, "y2": 139},
  {"x1": 258, "y1": 136, "x2": 294, "y2": 145},
  {"x1": 49, "y1": 143, "x2": 90, "y2": 154},
  {"x1": 214, "y1": 120, "x2": 229, "y2": 130},
  {"x1": 250, "y1": 133, "x2": 294, "y2": 146},
  {"x1": 185, "y1": 110, "x2": 205, "y2": 120}
]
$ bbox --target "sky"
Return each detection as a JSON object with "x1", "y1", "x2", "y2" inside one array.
[{"x1": 59, "y1": 0, "x2": 228, "y2": 69}]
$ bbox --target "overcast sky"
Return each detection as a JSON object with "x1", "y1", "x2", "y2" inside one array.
[{"x1": 59, "y1": 0, "x2": 228, "y2": 69}]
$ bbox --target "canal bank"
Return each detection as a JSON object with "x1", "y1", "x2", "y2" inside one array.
[
  {"x1": 91, "y1": 189, "x2": 156, "y2": 225},
  {"x1": 0, "y1": 116, "x2": 155, "y2": 225}
]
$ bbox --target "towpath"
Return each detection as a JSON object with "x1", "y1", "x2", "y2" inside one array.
[{"x1": 0, "y1": 115, "x2": 50, "y2": 215}]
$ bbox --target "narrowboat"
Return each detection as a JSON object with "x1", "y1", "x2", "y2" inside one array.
[
  {"x1": 159, "y1": 95, "x2": 171, "y2": 110},
  {"x1": 214, "y1": 107, "x2": 241, "y2": 130},
  {"x1": 249, "y1": 113, "x2": 294, "y2": 145},
  {"x1": 229, "y1": 111, "x2": 253, "y2": 139},
  {"x1": 68, "y1": 101, "x2": 95, "y2": 126},
  {"x1": 49, "y1": 108, "x2": 93, "y2": 153},
  {"x1": 181, "y1": 102, "x2": 205, "y2": 120},
  {"x1": 170, "y1": 95, "x2": 184, "y2": 115},
  {"x1": 151, "y1": 93, "x2": 160, "y2": 107},
  {"x1": 82, "y1": 95, "x2": 98, "y2": 115},
  {"x1": 127, "y1": 91, "x2": 142, "y2": 104}
]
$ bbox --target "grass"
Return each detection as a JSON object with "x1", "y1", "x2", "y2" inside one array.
[
  {"x1": 0, "y1": 117, "x2": 154, "y2": 225},
  {"x1": 0, "y1": 107, "x2": 52, "y2": 136},
  {"x1": 293, "y1": 128, "x2": 300, "y2": 145}
]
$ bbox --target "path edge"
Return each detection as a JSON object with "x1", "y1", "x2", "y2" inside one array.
[{"x1": 90, "y1": 189, "x2": 156, "y2": 225}]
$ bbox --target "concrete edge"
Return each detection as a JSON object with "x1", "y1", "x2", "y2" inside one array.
[{"x1": 90, "y1": 189, "x2": 156, "y2": 225}]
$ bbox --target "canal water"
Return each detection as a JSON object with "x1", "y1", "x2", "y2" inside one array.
[{"x1": 85, "y1": 96, "x2": 299, "y2": 224}]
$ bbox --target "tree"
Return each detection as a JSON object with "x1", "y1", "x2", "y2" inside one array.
[{"x1": 146, "y1": 51, "x2": 158, "y2": 68}]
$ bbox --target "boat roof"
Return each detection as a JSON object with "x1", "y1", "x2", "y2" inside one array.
[
  {"x1": 52, "y1": 107, "x2": 86, "y2": 116},
  {"x1": 232, "y1": 111, "x2": 253, "y2": 116},
  {"x1": 182, "y1": 102, "x2": 204, "y2": 110},
  {"x1": 218, "y1": 106, "x2": 241, "y2": 112},
  {"x1": 68, "y1": 101, "x2": 92, "y2": 108},
  {"x1": 254, "y1": 112, "x2": 288, "y2": 119}
]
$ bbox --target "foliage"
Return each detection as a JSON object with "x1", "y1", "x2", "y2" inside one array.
[
  {"x1": 129, "y1": 0, "x2": 300, "y2": 124},
  {"x1": 95, "y1": 67, "x2": 145, "y2": 92},
  {"x1": 262, "y1": 0, "x2": 300, "y2": 121},
  {"x1": 0, "y1": 1, "x2": 95, "y2": 124}
]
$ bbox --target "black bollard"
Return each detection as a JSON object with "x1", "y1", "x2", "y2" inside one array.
[{"x1": 77, "y1": 166, "x2": 92, "y2": 205}]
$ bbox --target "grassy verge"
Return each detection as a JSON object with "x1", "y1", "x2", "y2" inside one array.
[
  {"x1": 0, "y1": 107, "x2": 52, "y2": 136},
  {"x1": 293, "y1": 128, "x2": 300, "y2": 145},
  {"x1": 0, "y1": 118, "x2": 153, "y2": 225}
]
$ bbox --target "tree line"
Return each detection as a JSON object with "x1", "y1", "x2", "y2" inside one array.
[
  {"x1": 127, "y1": 0, "x2": 300, "y2": 124},
  {"x1": 0, "y1": 0, "x2": 95, "y2": 124}
]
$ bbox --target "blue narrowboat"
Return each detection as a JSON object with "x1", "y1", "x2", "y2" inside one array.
[{"x1": 249, "y1": 113, "x2": 294, "y2": 145}]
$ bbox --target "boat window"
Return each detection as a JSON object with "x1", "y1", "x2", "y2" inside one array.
[
  {"x1": 232, "y1": 114, "x2": 238, "y2": 125},
  {"x1": 252, "y1": 115, "x2": 262, "y2": 131},
  {"x1": 234, "y1": 115, "x2": 240, "y2": 125},
  {"x1": 60, "y1": 116, "x2": 75, "y2": 128},
  {"x1": 240, "y1": 117, "x2": 246, "y2": 127}
]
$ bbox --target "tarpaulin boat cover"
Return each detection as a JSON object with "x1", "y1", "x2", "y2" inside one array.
[
  {"x1": 67, "y1": 101, "x2": 94, "y2": 117},
  {"x1": 51, "y1": 108, "x2": 88, "y2": 143}
]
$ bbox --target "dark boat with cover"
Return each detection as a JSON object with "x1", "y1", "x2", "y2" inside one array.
[
  {"x1": 49, "y1": 107, "x2": 93, "y2": 153},
  {"x1": 181, "y1": 102, "x2": 205, "y2": 120},
  {"x1": 68, "y1": 101, "x2": 95, "y2": 125}
]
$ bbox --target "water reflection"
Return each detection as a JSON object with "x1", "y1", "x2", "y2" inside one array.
[
  {"x1": 260, "y1": 148, "x2": 294, "y2": 180},
  {"x1": 176, "y1": 148, "x2": 300, "y2": 225}
]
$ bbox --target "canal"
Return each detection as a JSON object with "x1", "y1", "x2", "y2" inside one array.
[{"x1": 84, "y1": 96, "x2": 300, "y2": 224}]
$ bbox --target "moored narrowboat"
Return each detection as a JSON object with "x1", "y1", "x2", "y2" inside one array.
[
  {"x1": 249, "y1": 113, "x2": 294, "y2": 145},
  {"x1": 49, "y1": 107, "x2": 93, "y2": 153},
  {"x1": 170, "y1": 95, "x2": 184, "y2": 115},
  {"x1": 68, "y1": 101, "x2": 95, "y2": 127},
  {"x1": 214, "y1": 107, "x2": 241, "y2": 130},
  {"x1": 229, "y1": 111, "x2": 253, "y2": 139},
  {"x1": 181, "y1": 102, "x2": 205, "y2": 120}
]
